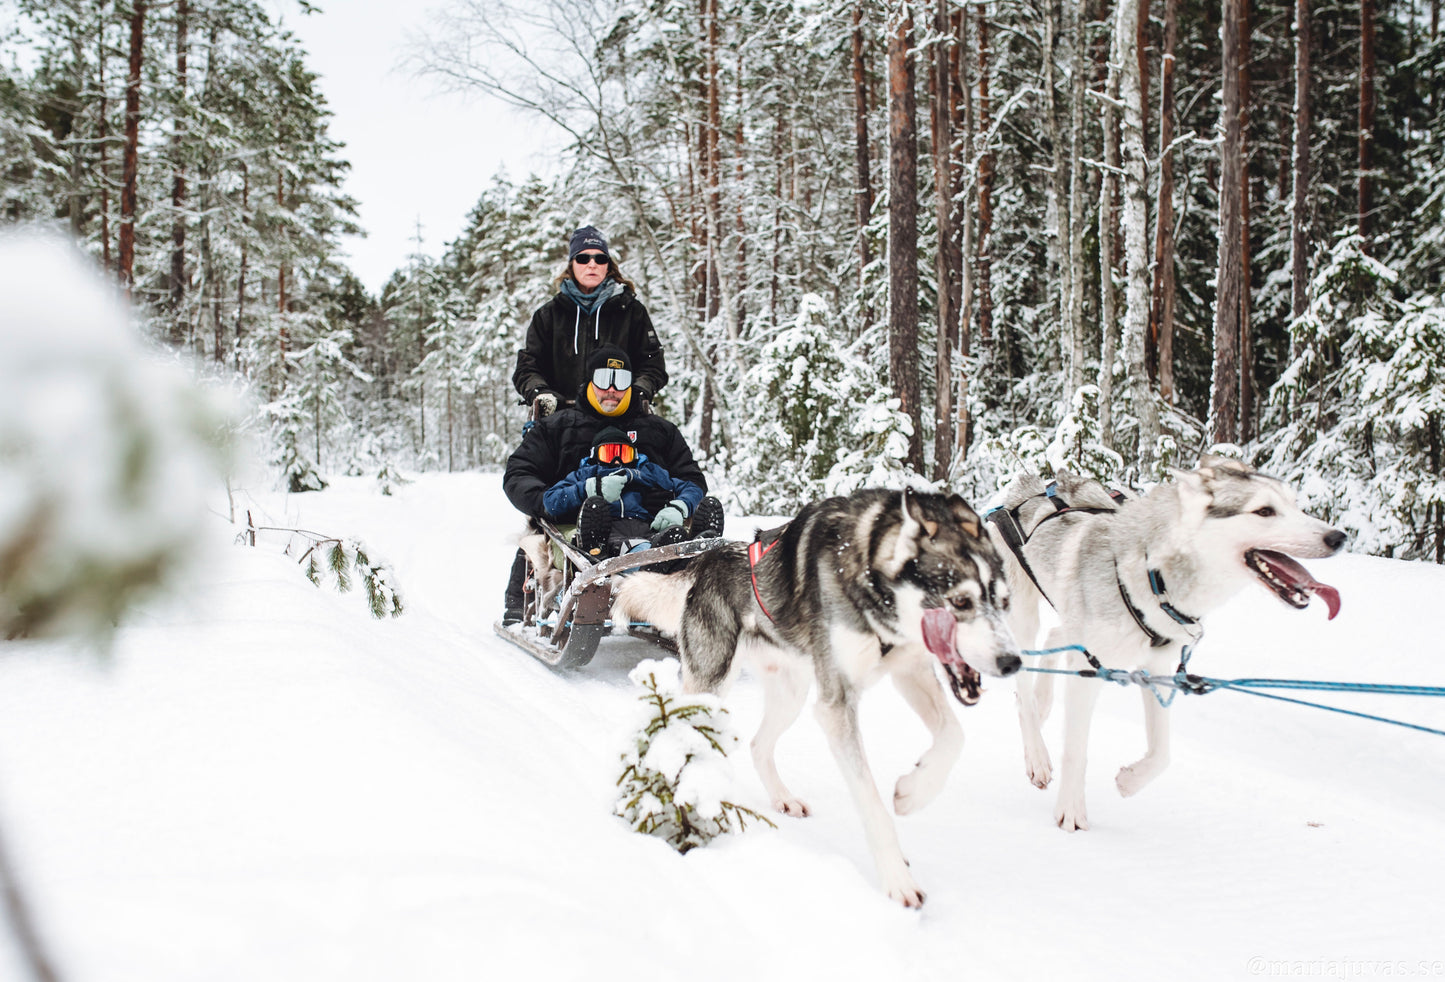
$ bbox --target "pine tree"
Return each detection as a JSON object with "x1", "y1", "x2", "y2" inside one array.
[
  {"x1": 614, "y1": 659, "x2": 772, "y2": 854},
  {"x1": 415, "y1": 289, "x2": 476, "y2": 473}
]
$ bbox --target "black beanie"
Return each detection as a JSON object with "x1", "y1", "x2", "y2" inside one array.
[
  {"x1": 585, "y1": 344, "x2": 631, "y2": 377},
  {"x1": 569, "y1": 226, "x2": 610, "y2": 260},
  {"x1": 592, "y1": 426, "x2": 634, "y2": 451}
]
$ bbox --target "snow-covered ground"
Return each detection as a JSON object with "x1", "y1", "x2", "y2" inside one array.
[{"x1": 1, "y1": 472, "x2": 1443, "y2": 982}]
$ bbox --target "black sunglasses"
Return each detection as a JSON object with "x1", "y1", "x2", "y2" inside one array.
[{"x1": 573, "y1": 253, "x2": 609, "y2": 266}]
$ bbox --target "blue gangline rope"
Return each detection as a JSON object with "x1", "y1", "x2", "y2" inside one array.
[{"x1": 1020, "y1": 646, "x2": 1445, "y2": 737}]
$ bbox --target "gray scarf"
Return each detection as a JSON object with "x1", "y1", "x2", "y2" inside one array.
[{"x1": 561, "y1": 276, "x2": 621, "y2": 315}]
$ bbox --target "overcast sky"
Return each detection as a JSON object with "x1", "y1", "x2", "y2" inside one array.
[{"x1": 275, "y1": 1, "x2": 559, "y2": 295}]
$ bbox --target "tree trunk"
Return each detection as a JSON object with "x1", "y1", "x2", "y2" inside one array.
[
  {"x1": 68, "y1": 31, "x2": 85, "y2": 238},
  {"x1": 932, "y1": 0, "x2": 960, "y2": 481},
  {"x1": 1043, "y1": 0, "x2": 1070, "y2": 384},
  {"x1": 118, "y1": 0, "x2": 146, "y2": 295},
  {"x1": 1138, "y1": 0, "x2": 1150, "y2": 151},
  {"x1": 203, "y1": 219, "x2": 220, "y2": 363},
  {"x1": 888, "y1": 1, "x2": 923, "y2": 472},
  {"x1": 956, "y1": 5, "x2": 974, "y2": 465},
  {"x1": 200, "y1": 22, "x2": 221, "y2": 363},
  {"x1": 1432, "y1": 414, "x2": 1443, "y2": 563},
  {"x1": 1066, "y1": 0, "x2": 1088, "y2": 395},
  {"x1": 170, "y1": 0, "x2": 189, "y2": 335},
  {"x1": 1291, "y1": 0, "x2": 1311, "y2": 324},
  {"x1": 235, "y1": 163, "x2": 249, "y2": 372},
  {"x1": 1150, "y1": 0, "x2": 1179, "y2": 403},
  {"x1": 976, "y1": 2, "x2": 995, "y2": 344},
  {"x1": 1098, "y1": 3, "x2": 1121, "y2": 447},
  {"x1": 769, "y1": 106, "x2": 784, "y2": 330},
  {"x1": 683, "y1": 110, "x2": 709, "y2": 441},
  {"x1": 1212, "y1": 0, "x2": 1244, "y2": 445},
  {"x1": 1117, "y1": 0, "x2": 1157, "y2": 473},
  {"x1": 734, "y1": 47, "x2": 747, "y2": 337},
  {"x1": 1359, "y1": 0, "x2": 1376, "y2": 250},
  {"x1": 1238, "y1": 0, "x2": 1254, "y2": 441},
  {"x1": 852, "y1": 0, "x2": 874, "y2": 287},
  {"x1": 277, "y1": 172, "x2": 287, "y2": 319},
  {"x1": 702, "y1": 0, "x2": 731, "y2": 342},
  {"x1": 98, "y1": 14, "x2": 111, "y2": 272}
]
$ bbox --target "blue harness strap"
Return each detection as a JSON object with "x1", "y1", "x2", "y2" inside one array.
[{"x1": 1020, "y1": 646, "x2": 1445, "y2": 736}]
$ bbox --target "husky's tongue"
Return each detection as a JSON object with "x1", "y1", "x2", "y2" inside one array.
[
  {"x1": 922, "y1": 608, "x2": 982, "y2": 705},
  {"x1": 1245, "y1": 549, "x2": 1342, "y2": 619},
  {"x1": 922, "y1": 607, "x2": 960, "y2": 662}
]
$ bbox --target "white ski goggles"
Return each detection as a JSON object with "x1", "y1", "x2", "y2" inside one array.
[{"x1": 591, "y1": 367, "x2": 632, "y2": 391}]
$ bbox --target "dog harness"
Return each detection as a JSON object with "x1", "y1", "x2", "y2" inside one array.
[
  {"x1": 1116, "y1": 565, "x2": 1202, "y2": 648},
  {"x1": 748, "y1": 535, "x2": 779, "y2": 623},
  {"x1": 986, "y1": 482, "x2": 1201, "y2": 675},
  {"x1": 984, "y1": 481, "x2": 1126, "y2": 610}
]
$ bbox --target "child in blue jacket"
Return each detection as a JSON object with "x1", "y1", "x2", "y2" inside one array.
[{"x1": 542, "y1": 426, "x2": 720, "y2": 558}]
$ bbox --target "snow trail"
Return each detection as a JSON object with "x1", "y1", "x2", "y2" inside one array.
[{"x1": 1, "y1": 472, "x2": 1442, "y2": 981}]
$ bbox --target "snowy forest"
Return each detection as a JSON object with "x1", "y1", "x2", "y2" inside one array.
[{"x1": 2, "y1": 0, "x2": 1443, "y2": 561}]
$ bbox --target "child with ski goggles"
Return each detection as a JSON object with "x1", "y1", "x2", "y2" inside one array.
[{"x1": 541, "y1": 426, "x2": 710, "y2": 560}]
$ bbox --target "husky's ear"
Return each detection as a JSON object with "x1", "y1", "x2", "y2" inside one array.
[
  {"x1": 946, "y1": 493, "x2": 982, "y2": 539},
  {"x1": 1197, "y1": 453, "x2": 1255, "y2": 480},
  {"x1": 888, "y1": 488, "x2": 927, "y2": 571},
  {"x1": 1175, "y1": 468, "x2": 1213, "y2": 526},
  {"x1": 901, "y1": 487, "x2": 941, "y2": 538}
]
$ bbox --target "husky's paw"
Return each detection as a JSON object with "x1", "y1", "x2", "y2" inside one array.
[
  {"x1": 880, "y1": 866, "x2": 927, "y2": 908},
  {"x1": 1023, "y1": 748, "x2": 1053, "y2": 789},
  {"x1": 1115, "y1": 756, "x2": 1165, "y2": 797},
  {"x1": 1115, "y1": 763, "x2": 1146, "y2": 797},
  {"x1": 1054, "y1": 799, "x2": 1089, "y2": 832},
  {"x1": 893, "y1": 766, "x2": 946, "y2": 815},
  {"x1": 773, "y1": 797, "x2": 811, "y2": 818}
]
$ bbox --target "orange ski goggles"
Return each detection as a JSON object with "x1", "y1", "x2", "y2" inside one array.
[{"x1": 594, "y1": 442, "x2": 637, "y2": 465}]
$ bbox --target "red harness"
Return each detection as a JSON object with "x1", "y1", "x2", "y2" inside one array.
[{"x1": 748, "y1": 537, "x2": 778, "y2": 623}]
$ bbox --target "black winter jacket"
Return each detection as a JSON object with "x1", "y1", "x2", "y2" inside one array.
[
  {"x1": 503, "y1": 405, "x2": 707, "y2": 519},
  {"x1": 511, "y1": 286, "x2": 668, "y2": 404}
]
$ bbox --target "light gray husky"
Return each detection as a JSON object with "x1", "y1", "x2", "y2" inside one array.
[
  {"x1": 988, "y1": 456, "x2": 1345, "y2": 832},
  {"x1": 615, "y1": 487, "x2": 1022, "y2": 907}
]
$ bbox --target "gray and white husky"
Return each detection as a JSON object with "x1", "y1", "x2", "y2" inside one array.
[
  {"x1": 990, "y1": 456, "x2": 1345, "y2": 832},
  {"x1": 615, "y1": 487, "x2": 1022, "y2": 907}
]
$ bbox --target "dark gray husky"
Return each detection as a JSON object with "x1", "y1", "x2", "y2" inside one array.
[{"x1": 615, "y1": 487, "x2": 1021, "y2": 907}]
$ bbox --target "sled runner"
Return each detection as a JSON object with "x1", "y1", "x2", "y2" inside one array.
[{"x1": 493, "y1": 517, "x2": 726, "y2": 670}]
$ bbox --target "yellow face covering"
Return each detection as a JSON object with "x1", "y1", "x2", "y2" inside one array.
[{"x1": 586, "y1": 383, "x2": 632, "y2": 417}]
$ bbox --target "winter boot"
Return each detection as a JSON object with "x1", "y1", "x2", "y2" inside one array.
[
  {"x1": 576, "y1": 495, "x2": 613, "y2": 561},
  {"x1": 646, "y1": 524, "x2": 691, "y2": 574},
  {"x1": 648, "y1": 524, "x2": 689, "y2": 550},
  {"x1": 691, "y1": 495, "x2": 726, "y2": 539},
  {"x1": 502, "y1": 548, "x2": 527, "y2": 625}
]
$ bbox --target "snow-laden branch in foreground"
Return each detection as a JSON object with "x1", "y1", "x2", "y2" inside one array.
[{"x1": 0, "y1": 232, "x2": 234, "y2": 642}]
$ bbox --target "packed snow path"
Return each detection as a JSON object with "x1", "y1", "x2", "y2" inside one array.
[{"x1": 1, "y1": 473, "x2": 1442, "y2": 982}]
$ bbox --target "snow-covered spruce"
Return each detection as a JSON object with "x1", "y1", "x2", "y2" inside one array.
[
  {"x1": 376, "y1": 462, "x2": 411, "y2": 497},
  {"x1": 614, "y1": 659, "x2": 773, "y2": 853}
]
